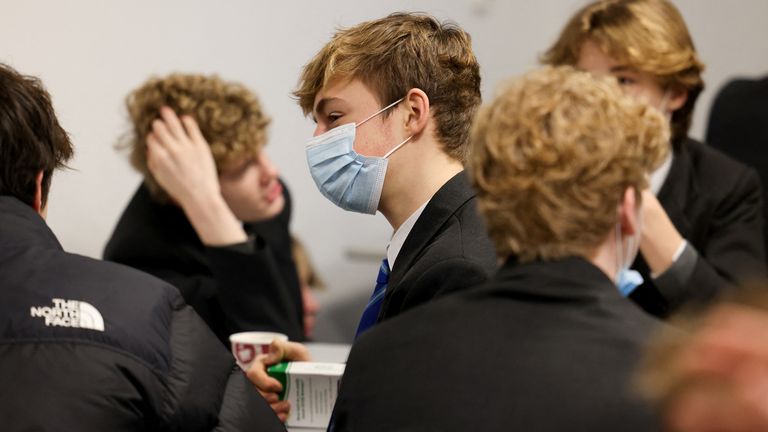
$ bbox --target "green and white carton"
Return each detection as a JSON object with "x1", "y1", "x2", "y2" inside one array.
[{"x1": 267, "y1": 361, "x2": 346, "y2": 428}]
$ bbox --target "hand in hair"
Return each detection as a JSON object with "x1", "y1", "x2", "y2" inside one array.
[{"x1": 146, "y1": 107, "x2": 247, "y2": 246}]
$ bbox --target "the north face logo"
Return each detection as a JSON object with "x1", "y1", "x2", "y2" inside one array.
[{"x1": 30, "y1": 298, "x2": 105, "y2": 332}]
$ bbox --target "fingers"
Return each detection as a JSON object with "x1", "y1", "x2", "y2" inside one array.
[
  {"x1": 244, "y1": 341, "x2": 310, "y2": 407},
  {"x1": 150, "y1": 107, "x2": 197, "y2": 155},
  {"x1": 244, "y1": 340, "x2": 309, "y2": 425},
  {"x1": 249, "y1": 371, "x2": 283, "y2": 393},
  {"x1": 146, "y1": 132, "x2": 172, "y2": 174},
  {"x1": 148, "y1": 107, "x2": 211, "y2": 158},
  {"x1": 181, "y1": 115, "x2": 207, "y2": 149},
  {"x1": 261, "y1": 392, "x2": 280, "y2": 404},
  {"x1": 261, "y1": 389, "x2": 291, "y2": 423},
  {"x1": 246, "y1": 357, "x2": 292, "y2": 423},
  {"x1": 160, "y1": 106, "x2": 187, "y2": 141},
  {"x1": 284, "y1": 341, "x2": 311, "y2": 361},
  {"x1": 266, "y1": 340, "x2": 311, "y2": 364},
  {"x1": 271, "y1": 400, "x2": 291, "y2": 423},
  {"x1": 246, "y1": 357, "x2": 284, "y2": 393}
]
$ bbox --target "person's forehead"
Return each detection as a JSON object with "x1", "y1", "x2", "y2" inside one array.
[
  {"x1": 578, "y1": 40, "x2": 644, "y2": 76},
  {"x1": 220, "y1": 151, "x2": 259, "y2": 170},
  {"x1": 578, "y1": 40, "x2": 618, "y2": 68},
  {"x1": 312, "y1": 77, "x2": 379, "y2": 114}
]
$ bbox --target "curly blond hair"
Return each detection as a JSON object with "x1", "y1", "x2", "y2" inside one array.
[
  {"x1": 294, "y1": 12, "x2": 481, "y2": 163},
  {"x1": 123, "y1": 73, "x2": 270, "y2": 202},
  {"x1": 470, "y1": 66, "x2": 669, "y2": 262},
  {"x1": 542, "y1": 0, "x2": 704, "y2": 147}
]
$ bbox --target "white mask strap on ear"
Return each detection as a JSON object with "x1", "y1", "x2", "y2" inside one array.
[
  {"x1": 615, "y1": 222, "x2": 623, "y2": 278},
  {"x1": 383, "y1": 135, "x2": 413, "y2": 159},
  {"x1": 358, "y1": 98, "x2": 405, "y2": 127}
]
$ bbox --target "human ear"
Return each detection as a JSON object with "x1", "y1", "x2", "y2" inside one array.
[
  {"x1": 618, "y1": 186, "x2": 640, "y2": 236},
  {"x1": 32, "y1": 170, "x2": 46, "y2": 217},
  {"x1": 666, "y1": 87, "x2": 688, "y2": 113},
  {"x1": 402, "y1": 88, "x2": 430, "y2": 136}
]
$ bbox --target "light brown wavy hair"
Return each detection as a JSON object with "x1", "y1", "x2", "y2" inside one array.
[
  {"x1": 541, "y1": 0, "x2": 704, "y2": 148},
  {"x1": 470, "y1": 66, "x2": 669, "y2": 262},
  {"x1": 123, "y1": 74, "x2": 270, "y2": 202},
  {"x1": 294, "y1": 12, "x2": 481, "y2": 163}
]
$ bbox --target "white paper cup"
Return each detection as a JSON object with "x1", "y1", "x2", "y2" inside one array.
[{"x1": 229, "y1": 331, "x2": 288, "y2": 370}]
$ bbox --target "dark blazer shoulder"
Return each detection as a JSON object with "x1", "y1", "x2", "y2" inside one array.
[
  {"x1": 336, "y1": 259, "x2": 660, "y2": 432},
  {"x1": 659, "y1": 138, "x2": 760, "y2": 227},
  {"x1": 684, "y1": 138, "x2": 756, "y2": 183},
  {"x1": 391, "y1": 171, "x2": 496, "y2": 278},
  {"x1": 380, "y1": 172, "x2": 497, "y2": 320}
]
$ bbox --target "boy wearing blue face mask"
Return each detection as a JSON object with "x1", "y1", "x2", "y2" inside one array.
[
  {"x1": 247, "y1": 12, "x2": 498, "y2": 420},
  {"x1": 296, "y1": 12, "x2": 498, "y2": 332}
]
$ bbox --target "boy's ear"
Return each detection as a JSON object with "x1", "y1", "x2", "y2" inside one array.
[
  {"x1": 618, "y1": 186, "x2": 640, "y2": 236},
  {"x1": 667, "y1": 87, "x2": 688, "y2": 113},
  {"x1": 33, "y1": 170, "x2": 45, "y2": 216},
  {"x1": 402, "y1": 88, "x2": 430, "y2": 136}
]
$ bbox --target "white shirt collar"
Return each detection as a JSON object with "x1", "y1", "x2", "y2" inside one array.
[
  {"x1": 650, "y1": 150, "x2": 674, "y2": 196},
  {"x1": 386, "y1": 201, "x2": 429, "y2": 270}
]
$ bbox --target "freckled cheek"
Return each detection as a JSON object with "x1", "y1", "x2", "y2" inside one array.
[
  {"x1": 351, "y1": 137, "x2": 371, "y2": 156},
  {"x1": 353, "y1": 124, "x2": 393, "y2": 157},
  {"x1": 351, "y1": 131, "x2": 378, "y2": 156}
]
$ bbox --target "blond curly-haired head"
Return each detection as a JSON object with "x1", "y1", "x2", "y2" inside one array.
[
  {"x1": 124, "y1": 73, "x2": 270, "y2": 202},
  {"x1": 542, "y1": 0, "x2": 704, "y2": 147},
  {"x1": 470, "y1": 66, "x2": 669, "y2": 262},
  {"x1": 294, "y1": 12, "x2": 481, "y2": 163}
]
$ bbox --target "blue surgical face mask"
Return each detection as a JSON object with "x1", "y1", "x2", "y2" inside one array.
[
  {"x1": 615, "y1": 222, "x2": 644, "y2": 297},
  {"x1": 305, "y1": 98, "x2": 411, "y2": 215}
]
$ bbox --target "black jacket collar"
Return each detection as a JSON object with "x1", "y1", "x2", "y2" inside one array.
[
  {"x1": 490, "y1": 256, "x2": 622, "y2": 302},
  {"x1": 657, "y1": 139, "x2": 696, "y2": 237},
  {"x1": 389, "y1": 171, "x2": 476, "y2": 286},
  {"x1": 0, "y1": 196, "x2": 61, "y2": 252}
]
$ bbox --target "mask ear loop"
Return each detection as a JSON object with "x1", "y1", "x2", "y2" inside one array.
[
  {"x1": 615, "y1": 222, "x2": 624, "y2": 281},
  {"x1": 357, "y1": 97, "x2": 405, "y2": 127},
  {"x1": 383, "y1": 136, "x2": 413, "y2": 158}
]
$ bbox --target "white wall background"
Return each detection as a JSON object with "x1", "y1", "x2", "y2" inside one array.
[{"x1": 2, "y1": 0, "x2": 767, "y2": 341}]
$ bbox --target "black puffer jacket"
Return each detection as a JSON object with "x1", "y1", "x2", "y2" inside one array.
[{"x1": 0, "y1": 196, "x2": 285, "y2": 432}]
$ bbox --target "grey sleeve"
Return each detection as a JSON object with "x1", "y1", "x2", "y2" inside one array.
[{"x1": 652, "y1": 242, "x2": 699, "y2": 302}]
